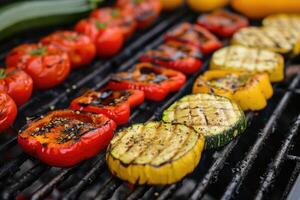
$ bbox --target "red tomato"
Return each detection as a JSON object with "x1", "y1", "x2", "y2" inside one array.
[
  {"x1": 41, "y1": 31, "x2": 96, "y2": 68},
  {"x1": 116, "y1": 0, "x2": 162, "y2": 29},
  {"x1": 0, "y1": 92, "x2": 17, "y2": 133},
  {"x1": 5, "y1": 44, "x2": 71, "y2": 90},
  {"x1": 75, "y1": 19, "x2": 124, "y2": 57},
  {"x1": 0, "y1": 67, "x2": 33, "y2": 106},
  {"x1": 90, "y1": 7, "x2": 137, "y2": 39}
]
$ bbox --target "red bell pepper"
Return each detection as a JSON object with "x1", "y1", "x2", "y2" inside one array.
[
  {"x1": 164, "y1": 22, "x2": 222, "y2": 55},
  {"x1": 139, "y1": 41, "x2": 203, "y2": 74},
  {"x1": 17, "y1": 109, "x2": 116, "y2": 167},
  {"x1": 197, "y1": 9, "x2": 249, "y2": 37},
  {"x1": 108, "y1": 63, "x2": 186, "y2": 101},
  {"x1": 69, "y1": 88, "x2": 144, "y2": 125}
]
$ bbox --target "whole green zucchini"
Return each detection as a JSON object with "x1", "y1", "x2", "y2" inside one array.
[{"x1": 0, "y1": 0, "x2": 102, "y2": 41}]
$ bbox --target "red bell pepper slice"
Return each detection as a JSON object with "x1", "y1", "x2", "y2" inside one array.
[
  {"x1": 17, "y1": 109, "x2": 116, "y2": 167},
  {"x1": 164, "y1": 22, "x2": 222, "y2": 55},
  {"x1": 108, "y1": 63, "x2": 186, "y2": 101},
  {"x1": 139, "y1": 41, "x2": 203, "y2": 74},
  {"x1": 197, "y1": 9, "x2": 249, "y2": 38},
  {"x1": 70, "y1": 88, "x2": 144, "y2": 125}
]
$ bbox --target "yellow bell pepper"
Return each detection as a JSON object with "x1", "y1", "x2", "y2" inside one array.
[
  {"x1": 106, "y1": 121, "x2": 205, "y2": 185},
  {"x1": 231, "y1": 0, "x2": 300, "y2": 19},
  {"x1": 186, "y1": 0, "x2": 229, "y2": 12},
  {"x1": 210, "y1": 45, "x2": 284, "y2": 82},
  {"x1": 192, "y1": 70, "x2": 273, "y2": 111},
  {"x1": 231, "y1": 26, "x2": 300, "y2": 55}
]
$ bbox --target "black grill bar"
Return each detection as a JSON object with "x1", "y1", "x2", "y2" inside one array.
[
  {"x1": 287, "y1": 155, "x2": 300, "y2": 162},
  {"x1": 0, "y1": 153, "x2": 28, "y2": 180},
  {"x1": 0, "y1": 136, "x2": 17, "y2": 153},
  {"x1": 254, "y1": 114, "x2": 300, "y2": 200},
  {"x1": 220, "y1": 73, "x2": 300, "y2": 200},
  {"x1": 282, "y1": 162, "x2": 300, "y2": 200},
  {"x1": 94, "y1": 177, "x2": 122, "y2": 200}
]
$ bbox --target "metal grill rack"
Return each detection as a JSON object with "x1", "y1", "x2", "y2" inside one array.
[{"x1": 0, "y1": 8, "x2": 300, "y2": 200}]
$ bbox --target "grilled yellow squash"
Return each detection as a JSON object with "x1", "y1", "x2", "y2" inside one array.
[
  {"x1": 163, "y1": 93, "x2": 246, "y2": 149},
  {"x1": 192, "y1": 70, "x2": 273, "y2": 111},
  {"x1": 210, "y1": 45, "x2": 284, "y2": 82},
  {"x1": 263, "y1": 14, "x2": 300, "y2": 30},
  {"x1": 231, "y1": 26, "x2": 300, "y2": 55},
  {"x1": 106, "y1": 121, "x2": 205, "y2": 185}
]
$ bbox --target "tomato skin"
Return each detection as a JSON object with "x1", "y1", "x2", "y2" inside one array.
[
  {"x1": 0, "y1": 92, "x2": 17, "y2": 133},
  {"x1": 41, "y1": 31, "x2": 96, "y2": 68},
  {"x1": 95, "y1": 27, "x2": 124, "y2": 57},
  {"x1": 108, "y1": 63, "x2": 186, "y2": 101},
  {"x1": 75, "y1": 19, "x2": 124, "y2": 57},
  {"x1": 5, "y1": 44, "x2": 71, "y2": 90},
  {"x1": 0, "y1": 67, "x2": 33, "y2": 106},
  {"x1": 90, "y1": 7, "x2": 137, "y2": 39},
  {"x1": 18, "y1": 110, "x2": 116, "y2": 167},
  {"x1": 116, "y1": 0, "x2": 162, "y2": 29}
]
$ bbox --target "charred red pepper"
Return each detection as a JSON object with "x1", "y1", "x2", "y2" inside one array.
[
  {"x1": 18, "y1": 109, "x2": 116, "y2": 167},
  {"x1": 0, "y1": 92, "x2": 17, "y2": 133},
  {"x1": 197, "y1": 9, "x2": 249, "y2": 38},
  {"x1": 70, "y1": 88, "x2": 144, "y2": 125},
  {"x1": 108, "y1": 63, "x2": 186, "y2": 101},
  {"x1": 116, "y1": 0, "x2": 162, "y2": 29},
  {"x1": 164, "y1": 23, "x2": 222, "y2": 55},
  {"x1": 139, "y1": 41, "x2": 203, "y2": 74}
]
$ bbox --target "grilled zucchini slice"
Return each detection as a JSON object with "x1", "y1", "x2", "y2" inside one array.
[
  {"x1": 263, "y1": 14, "x2": 300, "y2": 30},
  {"x1": 162, "y1": 93, "x2": 246, "y2": 149},
  {"x1": 231, "y1": 26, "x2": 300, "y2": 55},
  {"x1": 106, "y1": 121, "x2": 205, "y2": 185},
  {"x1": 210, "y1": 45, "x2": 284, "y2": 82}
]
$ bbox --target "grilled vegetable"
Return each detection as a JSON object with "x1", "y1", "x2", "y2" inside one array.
[
  {"x1": 0, "y1": 92, "x2": 17, "y2": 133},
  {"x1": 106, "y1": 121, "x2": 205, "y2": 185},
  {"x1": 41, "y1": 31, "x2": 96, "y2": 69},
  {"x1": 75, "y1": 18, "x2": 124, "y2": 57},
  {"x1": 108, "y1": 63, "x2": 186, "y2": 101},
  {"x1": 162, "y1": 93, "x2": 246, "y2": 149},
  {"x1": 192, "y1": 70, "x2": 273, "y2": 111},
  {"x1": 165, "y1": 23, "x2": 222, "y2": 55},
  {"x1": 0, "y1": 67, "x2": 33, "y2": 106},
  {"x1": 231, "y1": 0, "x2": 300, "y2": 19},
  {"x1": 90, "y1": 7, "x2": 137, "y2": 39},
  {"x1": 263, "y1": 14, "x2": 300, "y2": 30},
  {"x1": 231, "y1": 26, "x2": 300, "y2": 55},
  {"x1": 197, "y1": 9, "x2": 248, "y2": 37},
  {"x1": 5, "y1": 44, "x2": 71, "y2": 90},
  {"x1": 18, "y1": 109, "x2": 116, "y2": 167},
  {"x1": 187, "y1": 0, "x2": 229, "y2": 12},
  {"x1": 0, "y1": 0, "x2": 101, "y2": 41},
  {"x1": 210, "y1": 45, "x2": 284, "y2": 82},
  {"x1": 70, "y1": 88, "x2": 144, "y2": 125},
  {"x1": 139, "y1": 41, "x2": 203, "y2": 74},
  {"x1": 116, "y1": 0, "x2": 162, "y2": 29}
]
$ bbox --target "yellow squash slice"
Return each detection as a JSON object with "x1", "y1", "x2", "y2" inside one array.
[
  {"x1": 263, "y1": 14, "x2": 300, "y2": 30},
  {"x1": 231, "y1": 26, "x2": 300, "y2": 55},
  {"x1": 210, "y1": 45, "x2": 284, "y2": 82},
  {"x1": 106, "y1": 121, "x2": 205, "y2": 185},
  {"x1": 192, "y1": 70, "x2": 273, "y2": 111}
]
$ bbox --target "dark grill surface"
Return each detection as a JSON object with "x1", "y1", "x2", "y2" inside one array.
[{"x1": 0, "y1": 8, "x2": 300, "y2": 200}]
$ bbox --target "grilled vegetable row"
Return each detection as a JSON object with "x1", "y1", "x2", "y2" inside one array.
[{"x1": 0, "y1": 0, "x2": 162, "y2": 133}]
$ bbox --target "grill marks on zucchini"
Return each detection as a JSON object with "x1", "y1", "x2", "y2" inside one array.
[
  {"x1": 163, "y1": 94, "x2": 246, "y2": 149},
  {"x1": 211, "y1": 45, "x2": 284, "y2": 82},
  {"x1": 263, "y1": 14, "x2": 300, "y2": 30},
  {"x1": 106, "y1": 121, "x2": 205, "y2": 185}
]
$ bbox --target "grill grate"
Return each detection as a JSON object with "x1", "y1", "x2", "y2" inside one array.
[{"x1": 0, "y1": 8, "x2": 300, "y2": 200}]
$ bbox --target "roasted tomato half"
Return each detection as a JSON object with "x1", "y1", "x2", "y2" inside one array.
[
  {"x1": 90, "y1": 7, "x2": 137, "y2": 39},
  {"x1": 5, "y1": 44, "x2": 71, "y2": 90},
  {"x1": 108, "y1": 63, "x2": 186, "y2": 101},
  {"x1": 197, "y1": 9, "x2": 249, "y2": 37},
  {"x1": 165, "y1": 22, "x2": 222, "y2": 55},
  {"x1": 70, "y1": 88, "x2": 144, "y2": 125},
  {"x1": 0, "y1": 67, "x2": 33, "y2": 106},
  {"x1": 116, "y1": 0, "x2": 162, "y2": 29},
  {"x1": 18, "y1": 109, "x2": 116, "y2": 167},
  {"x1": 41, "y1": 31, "x2": 96, "y2": 68},
  {"x1": 139, "y1": 41, "x2": 203, "y2": 74},
  {"x1": 0, "y1": 92, "x2": 17, "y2": 133},
  {"x1": 75, "y1": 18, "x2": 124, "y2": 57}
]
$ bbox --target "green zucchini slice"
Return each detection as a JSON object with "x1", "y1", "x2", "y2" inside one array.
[{"x1": 162, "y1": 93, "x2": 247, "y2": 149}]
